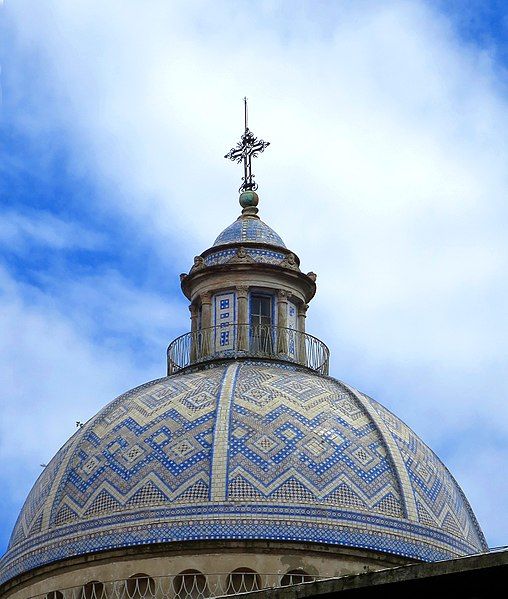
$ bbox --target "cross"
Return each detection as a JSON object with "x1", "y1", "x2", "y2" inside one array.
[{"x1": 225, "y1": 98, "x2": 270, "y2": 193}]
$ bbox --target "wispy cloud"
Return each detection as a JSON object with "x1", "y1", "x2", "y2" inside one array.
[
  {"x1": 0, "y1": 261, "x2": 183, "y2": 545},
  {"x1": 0, "y1": 209, "x2": 104, "y2": 251},
  {"x1": 2, "y1": 0, "x2": 508, "y2": 547}
]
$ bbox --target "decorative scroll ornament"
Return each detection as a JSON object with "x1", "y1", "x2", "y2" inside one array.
[{"x1": 225, "y1": 98, "x2": 270, "y2": 193}]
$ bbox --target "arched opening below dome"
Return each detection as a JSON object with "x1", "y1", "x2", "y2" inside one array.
[
  {"x1": 82, "y1": 580, "x2": 104, "y2": 599},
  {"x1": 173, "y1": 569, "x2": 209, "y2": 598},
  {"x1": 226, "y1": 568, "x2": 261, "y2": 594},
  {"x1": 126, "y1": 574, "x2": 155, "y2": 598}
]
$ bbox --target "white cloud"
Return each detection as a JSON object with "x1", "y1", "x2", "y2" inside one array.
[
  {"x1": 0, "y1": 210, "x2": 104, "y2": 251},
  {"x1": 3, "y1": 0, "x2": 508, "y2": 545},
  {"x1": 0, "y1": 263, "x2": 184, "y2": 522},
  {"x1": 43, "y1": 269, "x2": 187, "y2": 348}
]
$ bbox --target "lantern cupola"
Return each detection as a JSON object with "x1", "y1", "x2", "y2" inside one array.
[{"x1": 173, "y1": 102, "x2": 325, "y2": 375}]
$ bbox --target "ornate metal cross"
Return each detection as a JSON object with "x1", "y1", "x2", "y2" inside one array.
[{"x1": 225, "y1": 98, "x2": 270, "y2": 193}]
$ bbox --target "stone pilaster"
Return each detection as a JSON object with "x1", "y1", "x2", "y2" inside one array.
[
  {"x1": 297, "y1": 303, "x2": 308, "y2": 334},
  {"x1": 189, "y1": 303, "x2": 199, "y2": 363},
  {"x1": 297, "y1": 304, "x2": 309, "y2": 365},
  {"x1": 200, "y1": 292, "x2": 213, "y2": 329},
  {"x1": 200, "y1": 292, "x2": 213, "y2": 356},
  {"x1": 236, "y1": 285, "x2": 249, "y2": 351},
  {"x1": 189, "y1": 303, "x2": 199, "y2": 333},
  {"x1": 277, "y1": 290, "x2": 290, "y2": 354}
]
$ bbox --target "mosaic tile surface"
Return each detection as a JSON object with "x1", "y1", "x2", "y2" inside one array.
[
  {"x1": 205, "y1": 247, "x2": 286, "y2": 266},
  {"x1": 0, "y1": 363, "x2": 487, "y2": 584},
  {"x1": 213, "y1": 217, "x2": 286, "y2": 248}
]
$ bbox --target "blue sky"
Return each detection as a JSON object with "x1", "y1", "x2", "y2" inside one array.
[{"x1": 2, "y1": 0, "x2": 508, "y2": 553}]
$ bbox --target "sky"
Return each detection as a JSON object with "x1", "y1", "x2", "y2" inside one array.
[{"x1": 1, "y1": 0, "x2": 508, "y2": 553}]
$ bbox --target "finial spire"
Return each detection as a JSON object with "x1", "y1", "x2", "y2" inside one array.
[{"x1": 225, "y1": 98, "x2": 270, "y2": 203}]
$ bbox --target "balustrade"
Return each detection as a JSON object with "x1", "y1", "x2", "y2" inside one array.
[
  {"x1": 167, "y1": 324, "x2": 329, "y2": 375},
  {"x1": 38, "y1": 571, "x2": 318, "y2": 599}
]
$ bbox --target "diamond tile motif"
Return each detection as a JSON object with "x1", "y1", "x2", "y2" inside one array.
[
  {"x1": 0, "y1": 362, "x2": 487, "y2": 586},
  {"x1": 82, "y1": 456, "x2": 100, "y2": 475},
  {"x1": 170, "y1": 439, "x2": 195, "y2": 458},
  {"x1": 351, "y1": 447, "x2": 375, "y2": 467},
  {"x1": 252, "y1": 435, "x2": 279, "y2": 454},
  {"x1": 123, "y1": 445, "x2": 144, "y2": 464}
]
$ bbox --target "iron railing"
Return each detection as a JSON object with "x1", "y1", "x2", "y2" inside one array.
[
  {"x1": 167, "y1": 324, "x2": 329, "y2": 376},
  {"x1": 39, "y1": 571, "x2": 318, "y2": 599}
]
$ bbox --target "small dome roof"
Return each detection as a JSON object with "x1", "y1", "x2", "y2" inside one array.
[
  {"x1": 213, "y1": 216, "x2": 286, "y2": 248},
  {"x1": 0, "y1": 362, "x2": 486, "y2": 584}
]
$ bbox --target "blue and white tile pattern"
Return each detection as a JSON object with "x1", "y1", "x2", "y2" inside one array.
[
  {"x1": 0, "y1": 363, "x2": 487, "y2": 584},
  {"x1": 213, "y1": 217, "x2": 286, "y2": 248}
]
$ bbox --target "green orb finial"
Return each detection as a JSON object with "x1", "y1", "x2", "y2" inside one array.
[
  {"x1": 239, "y1": 190, "x2": 259, "y2": 208},
  {"x1": 239, "y1": 190, "x2": 259, "y2": 216}
]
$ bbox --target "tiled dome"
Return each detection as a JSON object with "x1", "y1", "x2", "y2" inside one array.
[
  {"x1": 0, "y1": 362, "x2": 486, "y2": 584},
  {"x1": 213, "y1": 216, "x2": 286, "y2": 248}
]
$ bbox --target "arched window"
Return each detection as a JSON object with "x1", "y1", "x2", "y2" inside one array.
[
  {"x1": 82, "y1": 580, "x2": 104, "y2": 599},
  {"x1": 226, "y1": 568, "x2": 261, "y2": 594},
  {"x1": 173, "y1": 569, "x2": 209, "y2": 598},
  {"x1": 45, "y1": 592, "x2": 63, "y2": 599},
  {"x1": 126, "y1": 573, "x2": 156, "y2": 598},
  {"x1": 281, "y1": 569, "x2": 313, "y2": 586}
]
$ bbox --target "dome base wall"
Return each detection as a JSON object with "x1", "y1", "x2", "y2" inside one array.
[{"x1": 0, "y1": 540, "x2": 411, "y2": 599}]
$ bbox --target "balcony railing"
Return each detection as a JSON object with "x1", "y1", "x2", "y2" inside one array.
[
  {"x1": 167, "y1": 324, "x2": 329, "y2": 376},
  {"x1": 38, "y1": 571, "x2": 319, "y2": 599}
]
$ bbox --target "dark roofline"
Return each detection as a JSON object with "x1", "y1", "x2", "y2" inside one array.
[{"x1": 229, "y1": 549, "x2": 507, "y2": 598}]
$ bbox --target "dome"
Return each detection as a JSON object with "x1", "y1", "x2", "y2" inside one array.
[
  {"x1": 213, "y1": 216, "x2": 286, "y2": 248},
  {"x1": 0, "y1": 361, "x2": 486, "y2": 584}
]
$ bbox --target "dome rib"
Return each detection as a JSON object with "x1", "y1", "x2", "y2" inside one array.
[
  {"x1": 209, "y1": 362, "x2": 240, "y2": 501},
  {"x1": 342, "y1": 382, "x2": 419, "y2": 522}
]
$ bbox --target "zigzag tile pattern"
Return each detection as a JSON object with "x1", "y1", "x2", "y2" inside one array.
[
  {"x1": 363, "y1": 394, "x2": 486, "y2": 549},
  {"x1": 0, "y1": 362, "x2": 487, "y2": 585},
  {"x1": 8, "y1": 439, "x2": 74, "y2": 548},
  {"x1": 228, "y1": 366, "x2": 403, "y2": 518},
  {"x1": 50, "y1": 368, "x2": 223, "y2": 527}
]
